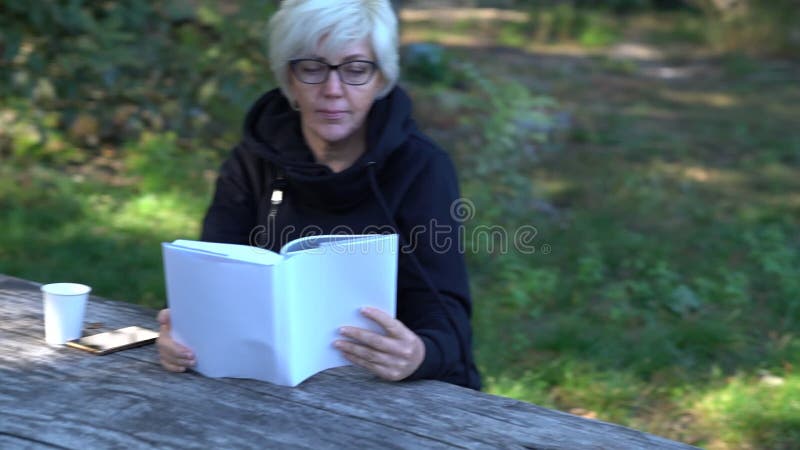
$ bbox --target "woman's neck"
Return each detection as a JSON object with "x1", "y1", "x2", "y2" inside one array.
[{"x1": 303, "y1": 124, "x2": 367, "y2": 174}]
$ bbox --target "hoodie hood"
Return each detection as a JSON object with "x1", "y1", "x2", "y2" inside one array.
[{"x1": 239, "y1": 87, "x2": 416, "y2": 210}]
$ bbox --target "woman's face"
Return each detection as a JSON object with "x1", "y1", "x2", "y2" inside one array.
[{"x1": 289, "y1": 38, "x2": 384, "y2": 151}]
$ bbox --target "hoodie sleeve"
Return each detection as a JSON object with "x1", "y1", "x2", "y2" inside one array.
[
  {"x1": 200, "y1": 146, "x2": 261, "y2": 245},
  {"x1": 395, "y1": 146, "x2": 480, "y2": 389}
]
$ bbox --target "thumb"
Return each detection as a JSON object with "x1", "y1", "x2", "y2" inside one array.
[{"x1": 157, "y1": 309, "x2": 171, "y2": 328}]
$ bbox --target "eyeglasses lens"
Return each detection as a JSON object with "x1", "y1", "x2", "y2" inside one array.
[{"x1": 293, "y1": 60, "x2": 375, "y2": 85}]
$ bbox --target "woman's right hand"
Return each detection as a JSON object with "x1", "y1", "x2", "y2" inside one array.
[{"x1": 156, "y1": 308, "x2": 196, "y2": 372}]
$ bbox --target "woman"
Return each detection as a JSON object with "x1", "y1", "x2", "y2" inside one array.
[{"x1": 157, "y1": 0, "x2": 480, "y2": 390}]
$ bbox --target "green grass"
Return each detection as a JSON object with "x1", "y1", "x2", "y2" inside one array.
[
  {"x1": 0, "y1": 134, "x2": 215, "y2": 308},
  {"x1": 695, "y1": 373, "x2": 800, "y2": 449},
  {"x1": 407, "y1": 16, "x2": 799, "y2": 446}
]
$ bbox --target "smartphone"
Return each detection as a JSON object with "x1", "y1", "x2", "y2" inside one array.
[{"x1": 66, "y1": 326, "x2": 159, "y2": 355}]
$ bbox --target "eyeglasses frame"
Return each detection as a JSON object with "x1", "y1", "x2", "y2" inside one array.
[{"x1": 289, "y1": 59, "x2": 379, "y2": 86}]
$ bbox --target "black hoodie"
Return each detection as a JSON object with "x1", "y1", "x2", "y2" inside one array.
[{"x1": 201, "y1": 86, "x2": 481, "y2": 389}]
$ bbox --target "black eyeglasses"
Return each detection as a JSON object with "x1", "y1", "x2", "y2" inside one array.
[{"x1": 289, "y1": 59, "x2": 378, "y2": 86}]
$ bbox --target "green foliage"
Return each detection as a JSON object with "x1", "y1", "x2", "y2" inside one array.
[
  {"x1": 511, "y1": 0, "x2": 675, "y2": 13},
  {"x1": 690, "y1": 0, "x2": 800, "y2": 56},
  {"x1": 645, "y1": 12, "x2": 708, "y2": 45},
  {"x1": 401, "y1": 43, "x2": 463, "y2": 87},
  {"x1": 496, "y1": 22, "x2": 529, "y2": 48},
  {"x1": 0, "y1": 0, "x2": 276, "y2": 161},
  {"x1": 578, "y1": 25, "x2": 620, "y2": 47},
  {"x1": 743, "y1": 225, "x2": 800, "y2": 321},
  {"x1": 124, "y1": 132, "x2": 215, "y2": 195},
  {"x1": 456, "y1": 66, "x2": 559, "y2": 213},
  {"x1": 0, "y1": 1, "x2": 276, "y2": 304},
  {"x1": 720, "y1": 52, "x2": 762, "y2": 78},
  {"x1": 500, "y1": 5, "x2": 623, "y2": 47}
]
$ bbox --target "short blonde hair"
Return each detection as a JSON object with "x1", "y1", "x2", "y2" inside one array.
[{"x1": 268, "y1": 0, "x2": 399, "y2": 103}]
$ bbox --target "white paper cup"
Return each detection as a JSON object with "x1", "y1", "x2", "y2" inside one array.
[{"x1": 41, "y1": 283, "x2": 91, "y2": 345}]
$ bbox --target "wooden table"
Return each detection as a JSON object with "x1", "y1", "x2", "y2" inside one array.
[{"x1": 0, "y1": 274, "x2": 697, "y2": 449}]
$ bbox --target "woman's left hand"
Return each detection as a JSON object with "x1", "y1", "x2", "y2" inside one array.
[{"x1": 334, "y1": 307, "x2": 425, "y2": 381}]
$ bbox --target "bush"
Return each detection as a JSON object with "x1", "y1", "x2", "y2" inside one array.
[
  {"x1": 401, "y1": 43, "x2": 459, "y2": 86},
  {"x1": 523, "y1": 4, "x2": 621, "y2": 47},
  {"x1": 452, "y1": 66, "x2": 563, "y2": 227},
  {"x1": 0, "y1": 1, "x2": 276, "y2": 161},
  {"x1": 689, "y1": 0, "x2": 800, "y2": 56}
]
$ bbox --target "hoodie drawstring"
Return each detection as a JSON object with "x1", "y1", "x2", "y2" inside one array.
[
  {"x1": 268, "y1": 166, "x2": 288, "y2": 221},
  {"x1": 365, "y1": 161, "x2": 476, "y2": 389}
]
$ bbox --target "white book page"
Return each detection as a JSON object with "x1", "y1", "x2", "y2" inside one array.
[
  {"x1": 162, "y1": 243, "x2": 292, "y2": 385},
  {"x1": 171, "y1": 239, "x2": 283, "y2": 266},
  {"x1": 279, "y1": 234, "x2": 394, "y2": 256},
  {"x1": 279, "y1": 234, "x2": 398, "y2": 386}
]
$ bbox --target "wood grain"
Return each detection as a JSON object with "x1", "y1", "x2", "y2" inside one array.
[{"x1": 0, "y1": 274, "x2": 698, "y2": 449}]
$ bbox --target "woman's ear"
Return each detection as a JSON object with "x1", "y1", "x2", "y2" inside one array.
[
  {"x1": 373, "y1": 73, "x2": 388, "y2": 99},
  {"x1": 285, "y1": 72, "x2": 300, "y2": 110}
]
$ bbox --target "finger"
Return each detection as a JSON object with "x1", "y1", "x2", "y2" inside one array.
[
  {"x1": 165, "y1": 345, "x2": 194, "y2": 363},
  {"x1": 157, "y1": 339, "x2": 190, "y2": 371},
  {"x1": 359, "y1": 307, "x2": 407, "y2": 338},
  {"x1": 339, "y1": 349, "x2": 374, "y2": 372},
  {"x1": 160, "y1": 358, "x2": 188, "y2": 372},
  {"x1": 339, "y1": 326, "x2": 402, "y2": 355},
  {"x1": 160, "y1": 345, "x2": 196, "y2": 366},
  {"x1": 157, "y1": 335, "x2": 194, "y2": 361},
  {"x1": 158, "y1": 347, "x2": 195, "y2": 370},
  {"x1": 334, "y1": 340, "x2": 392, "y2": 367},
  {"x1": 156, "y1": 309, "x2": 170, "y2": 326},
  {"x1": 340, "y1": 350, "x2": 404, "y2": 381},
  {"x1": 156, "y1": 324, "x2": 192, "y2": 355}
]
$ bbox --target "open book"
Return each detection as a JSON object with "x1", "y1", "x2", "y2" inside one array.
[{"x1": 161, "y1": 234, "x2": 398, "y2": 386}]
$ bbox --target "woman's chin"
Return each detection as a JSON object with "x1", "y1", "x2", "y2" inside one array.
[{"x1": 315, "y1": 125, "x2": 357, "y2": 146}]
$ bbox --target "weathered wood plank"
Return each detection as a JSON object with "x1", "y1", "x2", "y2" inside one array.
[
  {"x1": 0, "y1": 274, "x2": 698, "y2": 449},
  {"x1": 0, "y1": 329, "x2": 455, "y2": 449}
]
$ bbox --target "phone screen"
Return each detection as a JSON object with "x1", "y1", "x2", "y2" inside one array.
[{"x1": 67, "y1": 326, "x2": 159, "y2": 355}]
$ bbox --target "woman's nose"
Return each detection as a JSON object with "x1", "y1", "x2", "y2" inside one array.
[{"x1": 322, "y1": 69, "x2": 345, "y2": 96}]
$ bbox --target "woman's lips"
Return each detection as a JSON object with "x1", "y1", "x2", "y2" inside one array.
[{"x1": 318, "y1": 110, "x2": 347, "y2": 120}]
